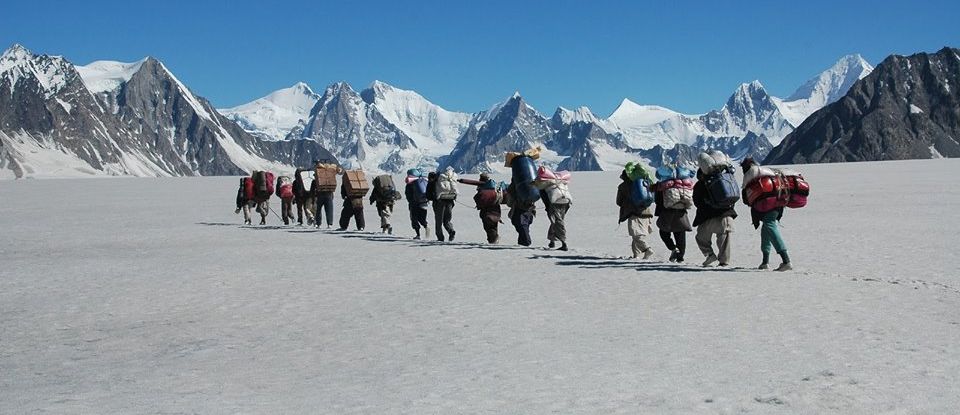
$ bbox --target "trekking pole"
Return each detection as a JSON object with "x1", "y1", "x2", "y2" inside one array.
[{"x1": 271, "y1": 206, "x2": 283, "y2": 222}]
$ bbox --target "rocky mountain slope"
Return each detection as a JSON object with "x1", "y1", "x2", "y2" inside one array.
[
  {"x1": 765, "y1": 48, "x2": 960, "y2": 164},
  {"x1": 0, "y1": 44, "x2": 334, "y2": 178}
]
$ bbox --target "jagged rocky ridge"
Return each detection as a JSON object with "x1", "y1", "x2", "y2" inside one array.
[
  {"x1": 766, "y1": 48, "x2": 960, "y2": 164},
  {"x1": 0, "y1": 44, "x2": 335, "y2": 178},
  {"x1": 1, "y1": 43, "x2": 885, "y2": 178}
]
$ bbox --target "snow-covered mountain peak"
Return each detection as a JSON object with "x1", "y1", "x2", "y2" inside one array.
[
  {"x1": 0, "y1": 43, "x2": 73, "y2": 97},
  {"x1": 723, "y1": 80, "x2": 773, "y2": 112},
  {"x1": 608, "y1": 98, "x2": 681, "y2": 126},
  {"x1": 774, "y1": 54, "x2": 874, "y2": 127},
  {"x1": 75, "y1": 58, "x2": 148, "y2": 94},
  {"x1": 358, "y1": 80, "x2": 470, "y2": 150},
  {"x1": 220, "y1": 82, "x2": 321, "y2": 141},
  {"x1": 554, "y1": 106, "x2": 600, "y2": 124},
  {"x1": 0, "y1": 44, "x2": 31, "y2": 69},
  {"x1": 786, "y1": 54, "x2": 873, "y2": 102}
]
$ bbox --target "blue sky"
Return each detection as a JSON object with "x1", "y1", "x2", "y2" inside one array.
[{"x1": 2, "y1": 0, "x2": 958, "y2": 115}]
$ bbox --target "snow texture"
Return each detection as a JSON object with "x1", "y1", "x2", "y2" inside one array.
[
  {"x1": 773, "y1": 54, "x2": 874, "y2": 127},
  {"x1": 219, "y1": 82, "x2": 320, "y2": 141},
  {"x1": 1, "y1": 159, "x2": 959, "y2": 413},
  {"x1": 75, "y1": 59, "x2": 147, "y2": 94}
]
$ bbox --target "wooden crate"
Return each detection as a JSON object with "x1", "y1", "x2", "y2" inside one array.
[{"x1": 343, "y1": 170, "x2": 369, "y2": 197}]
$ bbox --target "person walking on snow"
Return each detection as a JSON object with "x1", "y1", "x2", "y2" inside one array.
[
  {"x1": 540, "y1": 184, "x2": 569, "y2": 251},
  {"x1": 430, "y1": 167, "x2": 459, "y2": 242},
  {"x1": 405, "y1": 169, "x2": 430, "y2": 239},
  {"x1": 468, "y1": 173, "x2": 502, "y2": 244},
  {"x1": 693, "y1": 169, "x2": 737, "y2": 267},
  {"x1": 616, "y1": 169, "x2": 655, "y2": 259},
  {"x1": 235, "y1": 178, "x2": 255, "y2": 225},
  {"x1": 293, "y1": 168, "x2": 314, "y2": 226},
  {"x1": 276, "y1": 175, "x2": 295, "y2": 225},
  {"x1": 740, "y1": 158, "x2": 791, "y2": 271},
  {"x1": 654, "y1": 180, "x2": 692, "y2": 263},
  {"x1": 507, "y1": 182, "x2": 536, "y2": 247},
  {"x1": 311, "y1": 173, "x2": 335, "y2": 229},
  {"x1": 370, "y1": 174, "x2": 399, "y2": 234},
  {"x1": 337, "y1": 178, "x2": 365, "y2": 231}
]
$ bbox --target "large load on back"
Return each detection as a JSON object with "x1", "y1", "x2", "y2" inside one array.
[
  {"x1": 242, "y1": 177, "x2": 255, "y2": 201},
  {"x1": 474, "y1": 178, "x2": 504, "y2": 209},
  {"x1": 405, "y1": 168, "x2": 429, "y2": 204},
  {"x1": 314, "y1": 162, "x2": 340, "y2": 192},
  {"x1": 533, "y1": 166, "x2": 572, "y2": 205},
  {"x1": 509, "y1": 154, "x2": 540, "y2": 205},
  {"x1": 251, "y1": 171, "x2": 275, "y2": 201},
  {"x1": 504, "y1": 147, "x2": 541, "y2": 168},
  {"x1": 342, "y1": 170, "x2": 370, "y2": 197},
  {"x1": 276, "y1": 175, "x2": 294, "y2": 199},
  {"x1": 697, "y1": 151, "x2": 740, "y2": 209},
  {"x1": 623, "y1": 161, "x2": 654, "y2": 209},
  {"x1": 653, "y1": 165, "x2": 694, "y2": 209},
  {"x1": 743, "y1": 167, "x2": 810, "y2": 212},
  {"x1": 372, "y1": 174, "x2": 401, "y2": 202},
  {"x1": 436, "y1": 168, "x2": 460, "y2": 200}
]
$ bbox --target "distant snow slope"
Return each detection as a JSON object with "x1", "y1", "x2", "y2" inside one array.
[
  {"x1": 75, "y1": 59, "x2": 147, "y2": 94},
  {"x1": 772, "y1": 54, "x2": 874, "y2": 127},
  {"x1": 362, "y1": 80, "x2": 471, "y2": 154},
  {"x1": 220, "y1": 82, "x2": 320, "y2": 141},
  {"x1": 1, "y1": 159, "x2": 958, "y2": 413}
]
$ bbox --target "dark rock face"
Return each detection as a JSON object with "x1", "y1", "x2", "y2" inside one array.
[
  {"x1": 295, "y1": 82, "x2": 414, "y2": 172},
  {"x1": 444, "y1": 95, "x2": 553, "y2": 173},
  {"x1": 765, "y1": 47, "x2": 960, "y2": 164}
]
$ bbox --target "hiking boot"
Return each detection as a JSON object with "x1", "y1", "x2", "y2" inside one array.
[
  {"x1": 548, "y1": 240, "x2": 556, "y2": 249},
  {"x1": 559, "y1": 242, "x2": 568, "y2": 251},
  {"x1": 702, "y1": 254, "x2": 719, "y2": 267},
  {"x1": 668, "y1": 249, "x2": 680, "y2": 262},
  {"x1": 448, "y1": 231, "x2": 455, "y2": 241},
  {"x1": 643, "y1": 249, "x2": 655, "y2": 260},
  {"x1": 758, "y1": 263, "x2": 769, "y2": 270},
  {"x1": 774, "y1": 262, "x2": 793, "y2": 272}
]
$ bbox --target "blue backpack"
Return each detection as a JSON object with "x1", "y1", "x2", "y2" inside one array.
[
  {"x1": 511, "y1": 156, "x2": 540, "y2": 205},
  {"x1": 629, "y1": 178, "x2": 655, "y2": 209},
  {"x1": 702, "y1": 167, "x2": 740, "y2": 209},
  {"x1": 410, "y1": 177, "x2": 428, "y2": 204}
]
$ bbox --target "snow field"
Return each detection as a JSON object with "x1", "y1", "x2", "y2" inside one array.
[{"x1": 1, "y1": 159, "x2": 959, "y2": 413}]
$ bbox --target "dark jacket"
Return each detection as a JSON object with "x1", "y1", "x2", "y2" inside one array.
[
  {"x1": 615, "y1": 172, "x2": 653, "y2": 223},
  {"x1": 293, "y1": 169, "x2": 308, "y2": 200},
  {"x1": 692, "y1": 180, "x2": 737, "y2": 227},
  {"x1": 236, "y1": 180, "x2": 246, "y2": 209},
  {"x1": 405, "y1": 179, "x2": 429, "y2": 208},
  {"x1": 425, "y1": 173, "x2": 438, "y2": 202}
]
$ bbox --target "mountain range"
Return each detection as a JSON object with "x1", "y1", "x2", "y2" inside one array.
[
  {"x1": 766, "y1": 47, "x2": 960, "y2": 164},
  {"x1": 0, "y1": 44, "x2": 334, "y2": 178},
  {"x1": 223, "y1": 54, "x2": 875, "y2": 173},
  {"x1": 2, "y1": 42, "x2": 919, "y2": 178}
]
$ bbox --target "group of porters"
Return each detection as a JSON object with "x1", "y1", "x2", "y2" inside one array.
[{"x1": 235, "y1": 149, "x2": 809, "y2": 270}]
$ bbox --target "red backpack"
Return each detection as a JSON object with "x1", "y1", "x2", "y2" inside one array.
[{"x1": 243, "y1": 177, "x2": 255, "y2": 201}]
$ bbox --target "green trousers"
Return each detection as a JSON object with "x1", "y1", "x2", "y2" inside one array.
[{"x1": 760, "y1": 210, "x2": 787, "y2": 255}]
